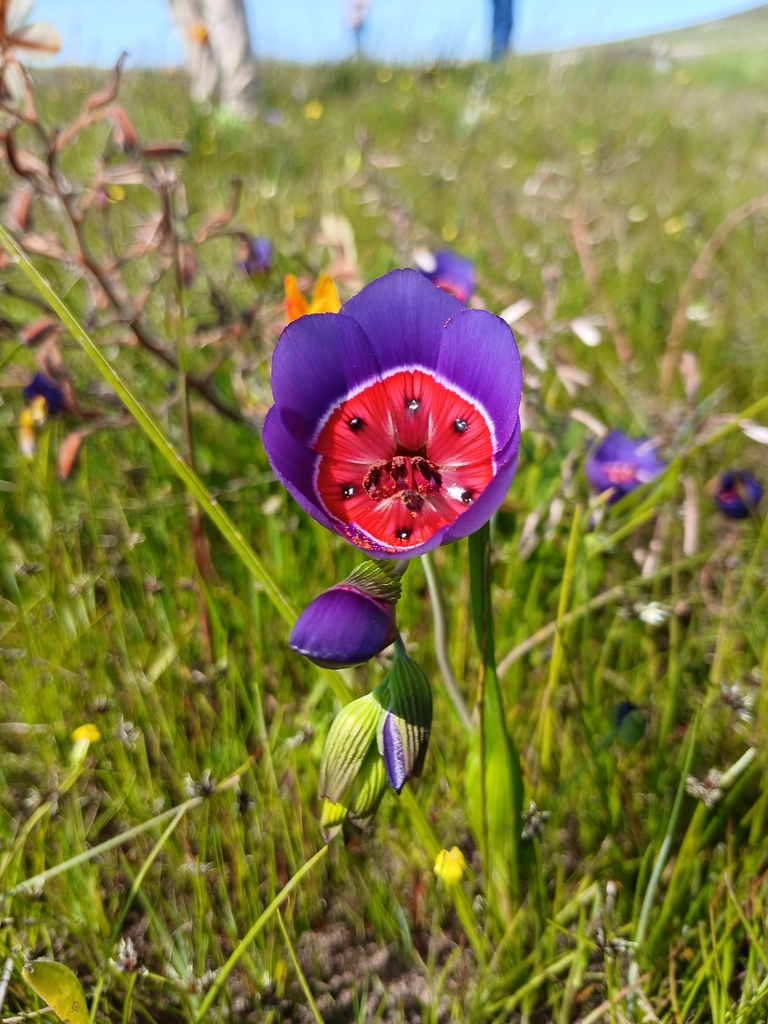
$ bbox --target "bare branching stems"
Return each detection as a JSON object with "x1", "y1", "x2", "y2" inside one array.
[{"x1": 0, "y1": 60, "x2": 247, "y2": 426}]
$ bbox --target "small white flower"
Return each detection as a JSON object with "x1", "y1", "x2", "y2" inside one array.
[{"x1": 635, "y1": 601, "x2": 670, "y2": 626}]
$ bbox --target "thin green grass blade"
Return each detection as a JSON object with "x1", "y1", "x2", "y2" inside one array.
[{"x1": 193, "y1": 845, "x2": 329, "y2": 1022}]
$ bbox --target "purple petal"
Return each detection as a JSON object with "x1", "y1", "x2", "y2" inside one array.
[
  {"x1": 586, "y1": 431, "x2": 665, "y2": 500},
  {"x1": 241, "y1": 236, "x2": 272, "y2": 275},
  {"x1": 341, "y1": 269, "x2": 463, "y2": 376},
  {"x1": 24, "y1": 373, "x2": 67, "y2": 415},
  {"x1": 271, "y1": 312, "x2": 382, "y2": 446},
  {"x1": 290, "y1": 585, "x2": 394, "y2": 668},
  {"x1": 262, "y1": 406, "x2": 336, "y2": 532},
  {"x1": 422, "y1": 250, "x2": 476, "y2": 303},
  {"x1": 714, "y1": 470, "x2": 762, "y2": 519},
  {"x1": 441, "y1": 421, "x2": 521, "y2": 544},
  {"x1": 381, "y1": 712, "x2": 407, "y2": 793},
  {"x1": 436, "y1": 308, "x2": 521, "y2": 453}
]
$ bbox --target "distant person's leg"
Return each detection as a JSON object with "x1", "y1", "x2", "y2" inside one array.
[
  {"x1": 202, "y1": 0, "x2": 259, "y2": 116},
  {"x1": 491, "y1": 0, "x2": 513, "y2": 61},
  {"x1": 167, "y1": 0, "x2": 219, "y2": 105}
]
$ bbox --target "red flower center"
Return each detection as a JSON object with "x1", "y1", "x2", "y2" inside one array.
[
  {"x1": 604, "y1": 463, "x2": 639, "y2": 486},
  {"x1": 313, "y1": 368, "x2": 495, "y2": 552}
]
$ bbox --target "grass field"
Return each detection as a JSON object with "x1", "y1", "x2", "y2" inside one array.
[{"x1": 1, "y1": 17, "x2": 768, "y2": 1023}]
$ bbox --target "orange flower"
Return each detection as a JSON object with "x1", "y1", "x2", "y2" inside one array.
[{"x1": 284, "y1": 273, "x2": 341, "y2": 322}]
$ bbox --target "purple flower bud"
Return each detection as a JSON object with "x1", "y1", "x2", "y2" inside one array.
[
  {"x1": 418, "y1": 249, "x2": 476, "y2": 304},
  {"x1": 381, "y1": 711, "x2": 408, "y2": 793},
  {"x1": 23, "y1": 373, "x2": 68, "y2": 415},
  {"x1": 375, "y1": 640, "x2": 432, "y2": 794},
  {"x1": 238, "y1": 236, "x2": 272, "y2": 277},
  {"x1": 586, "y1": 431, "x2": 665, "y2": 504},
  {"x1": 289, "y1": 584, "x2": 395, "y2": 668},
  {"x1": 714, "y1": 470, "x2": 762, "y2": 519}
]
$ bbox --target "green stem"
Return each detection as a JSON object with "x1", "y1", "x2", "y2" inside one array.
[
  {"x1": 468, "y1": 523, "x2": 523, "y2": 907},
  {"x1": 421, "y1": 551, "x2": 472, "y2": 729}
]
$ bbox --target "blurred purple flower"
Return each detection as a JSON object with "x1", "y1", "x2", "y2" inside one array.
[
  {"x1": 262, "y1": 269, "x2": 522, "y2": 558},
  {"x1": 290, "y1": 583, "x2": 396, "y2": 668},
  {"x1": 586, "y1": 431, "x2": 665, "y2": 503},
  {"x1": 238, "y1": 235, "x2": 272, "y2": 276},
  {"x1": 418, "y1": 249, "x2": 476, "y2": 304},
  {"x1": 714, "y1": 470, "x2": 762, "y2": 519},
  {"x1": 24, "y1": 373, "x2": 68, "y2": 415}
]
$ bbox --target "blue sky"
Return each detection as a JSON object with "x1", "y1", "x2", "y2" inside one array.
[{"x1": 34, "y1": 0, "x2": 763, "y2": 67}]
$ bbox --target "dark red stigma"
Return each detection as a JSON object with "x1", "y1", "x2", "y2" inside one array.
[{"x1": 313, "y1": 368, "x2": 494, "y2": 552}]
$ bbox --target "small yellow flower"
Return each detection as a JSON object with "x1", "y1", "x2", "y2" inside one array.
[
  {"x1": 304, "y1": 101, "x2": 323, "y2": 120},
  {"x1": 18, "y1": 408, "x2": 36, "y2": 458},
  {"x1": 284, "y1": 273, "x2": 341, "y2": 322},
  {"x1": 441, "y1": 223, "x2": 458, "y2": 243},
  {"x1": 70, "y1": 723, "x2": 101, "y2": 766},
  {"x1": 664, "y1": 216, "x2": 683, "y2": 235},
  {"x1": 434, "y1": 846, "x2": 466, "y2": 885},
  {"x1": 106, "y1": 184, "x2": 125, "y2": 203},
  {"x1": 71, "y1": 723, "x2": 101, "y2": 743}
]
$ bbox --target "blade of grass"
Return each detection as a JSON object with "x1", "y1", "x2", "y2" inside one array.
[
  {"x1": 276, "y1": 909, "x2": 324, "y2": 1024},
  {"x1": 193, "y1": 844, "x2": 329, "y2": 1022},
  {"x1": 88, "y1": 802, "x2": 190, "y2": 1023},
  {"x1": 1, "y1": 765, "x2": 249, "y2": 898}
]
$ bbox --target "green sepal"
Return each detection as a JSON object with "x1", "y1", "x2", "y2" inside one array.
[
  {"x1": 318, "y1": 692, "x2": 383, "y2": 804},
  {"x1": 344, "y1": 558, "x2": 407, "y2": 605},
  {"x1": 320, "y1": 797, "x2": 349, "y2": 842},
  {"x1": 347, "y1": 742, "x2": 388, "y2": 828}
]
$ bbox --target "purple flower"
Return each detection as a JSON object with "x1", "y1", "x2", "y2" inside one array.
[
  {"x1": 238, "y1": 235, "x2": 272, "y2": 276},
  {"x1": 23, "y1": 373, "x2": 68, "y2": 415},
  {"x1": 290, "y1": 584, "x2": 396, "y2": 668},
  {"x1": 714, "y1": 470, "x2": 762, "y2": 519},
  {"x1": 263, "y1": 269, "x2": 522, "y2": 558},
  {"x1": 418, "y1": 250, "x2": 476, "y2": 304},
  {"x1": 586, "y1": 431, "x2": 665, "y2": 504}
]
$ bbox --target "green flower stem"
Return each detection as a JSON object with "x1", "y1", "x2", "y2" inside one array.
[{"x1": 421, "y1": 551, "x2": 472, "y2": 731}]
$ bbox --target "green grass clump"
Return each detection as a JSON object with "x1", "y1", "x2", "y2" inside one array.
[{"x1": 1, "y1": 30, "x2": 768, "y2": 1023}]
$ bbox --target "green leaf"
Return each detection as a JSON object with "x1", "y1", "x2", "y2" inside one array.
[
  {"x1": 467, "y1": 525, "x2": 524, "y2": 912},
  {"x1": 22, "y1": 959, "x2": 89, "y2": 1024}
]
